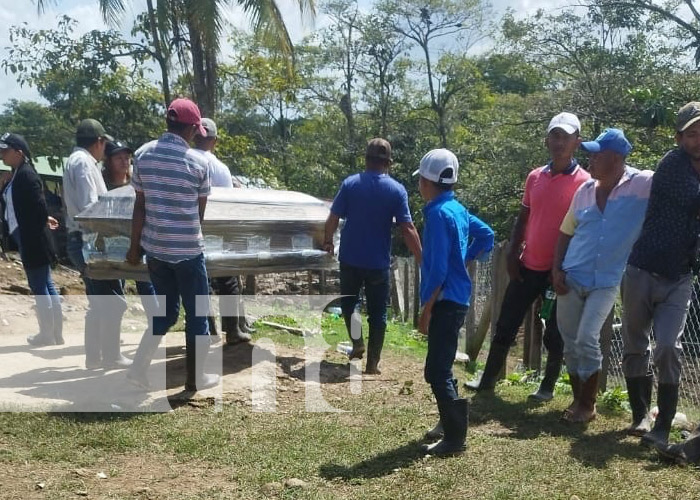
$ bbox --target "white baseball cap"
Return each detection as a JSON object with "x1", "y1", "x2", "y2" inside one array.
[
  {"x1": 412, "y1": 149, "x2": 459, "y2": 184},
  {"x1": 547, "y1": 112, "x2": 581, "y2": 134}
]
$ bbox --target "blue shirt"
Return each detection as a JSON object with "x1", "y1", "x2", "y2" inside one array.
[
  {"x1": 561, "y1": 166, "x2": 653, "y2": 288},
  {"x1": 331, "y1": 171, "x2": 412, "y2": 270},
  {"x1": 628, "y1": 148, "x2": 700, "y2": 280},
  {"x1": 420, "y1": 191, "x2": 495, "y2": 306}
]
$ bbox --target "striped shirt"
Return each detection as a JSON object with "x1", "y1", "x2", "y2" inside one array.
[
  {"x1": 132, "y1": 132, "x2": 211, "y2": 263},
  {"x1": 560, "y1": 166, "x2": 653, "y2": 288}
]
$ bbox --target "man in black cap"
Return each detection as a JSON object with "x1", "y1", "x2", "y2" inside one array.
[
  {"x1": 64, "y1": 119, "x2": 132, "y2": 370},
  {"x1": 323, "y1": 138, "x2": 422, "y2": 374}
]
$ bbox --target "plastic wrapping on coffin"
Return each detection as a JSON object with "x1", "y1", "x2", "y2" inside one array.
[{"x1": 74, "y1": 186, "x2": 339, "y2": 280}]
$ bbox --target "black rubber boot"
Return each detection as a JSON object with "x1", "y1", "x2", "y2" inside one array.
[
  {"x1": 223, "y1": 316, "x2": 251, "y2": 345},
  {"x1": 185, "y1": 338, "x2": 220, "y2": 392},
  {"x1": 656, "y1": 424, "x2": 700, "y2": 465},
  {"x1": 208, "y1": 316, "x2": 218, "y2": 336},
  {"x1": 365, "y1": 326, "x2": 386, "y2": 374},
  {"x1": 424, "y1": 379, "x2": 458, "y2": 441},
  {"x1": 466, "y1": 343, "x2": 509, "y2": 392},
  {"x1": 423, "y1": 399, "x2": 468, "y2": 456},
  {"x1": 641, "y1": 383, "x2": 679, "y2": 448},
  {"x1": 625, "y1": 375, "x2": 653, "y2": 436},
  {"x1": 529, "y1": 353, "x2": 562, "y2": 401}
]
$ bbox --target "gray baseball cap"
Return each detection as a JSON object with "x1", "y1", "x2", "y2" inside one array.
[{"x1": 196, "y1": 118, "x2": 218, "y2": 138}]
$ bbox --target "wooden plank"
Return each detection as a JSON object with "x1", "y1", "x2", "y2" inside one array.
[
  {"x1": 403, "y1": 259, "x2": 410, "y2": 323},
  {"x1": 464, "y1": 261, "x2": 478, "y2": 354},
  {"x1": 466, "y1": 293, "x2": 492, "y2": 361},
  {"x1": 390, "y1": 260, "x2": 404, "y2": 320},
  {"x1": 413, "y1": 257, "x2": 420, "y2": 328},
  {"x1": 599, "y1": 308, "x2": 615, "y2": 392}
]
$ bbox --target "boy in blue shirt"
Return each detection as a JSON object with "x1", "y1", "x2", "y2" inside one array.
[{"x1": 414, "y1": 149, "x2": 495, "y2": 456}]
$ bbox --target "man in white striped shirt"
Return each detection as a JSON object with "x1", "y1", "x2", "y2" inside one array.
[{"x1": 126, "y1": 98, "x2": 219, "y2": 392}]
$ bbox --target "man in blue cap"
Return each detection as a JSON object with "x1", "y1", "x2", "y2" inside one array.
[
  {"x1": 622, "y1": 102, "x2": 700, "y2": 446},
  {"x1": 552, "y1": 128, "x2": 653, "y2": 423}
]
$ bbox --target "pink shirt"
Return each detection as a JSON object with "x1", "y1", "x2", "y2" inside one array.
[{"x1": 520, "y1": 163, "x2": 590, "y2": 271}]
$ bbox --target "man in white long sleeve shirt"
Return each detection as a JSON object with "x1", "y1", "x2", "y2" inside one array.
[
  {"x1": 63, "y1": 119, "x2": 131, "y2": 370},
  {"x1": 193, "y1": 118, "x2": 251, "y2": 345}
]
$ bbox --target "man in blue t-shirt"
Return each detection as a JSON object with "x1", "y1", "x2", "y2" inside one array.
[{"x1": 323, "y1": 138, "x2": 422, "y2": 374}]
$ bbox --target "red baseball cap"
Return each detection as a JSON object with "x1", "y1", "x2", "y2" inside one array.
[{"x1": 166, "y1": 98, "x2": 207, "y2": 136}]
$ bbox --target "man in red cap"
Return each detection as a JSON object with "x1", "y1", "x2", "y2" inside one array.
[{"x1": 126, "y1": 98, "x2": 219, "y2": 392}]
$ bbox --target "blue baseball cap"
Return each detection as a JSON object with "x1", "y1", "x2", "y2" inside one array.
[{"x1": 580, "y1": 128, "x2": 632, "y2": 156}]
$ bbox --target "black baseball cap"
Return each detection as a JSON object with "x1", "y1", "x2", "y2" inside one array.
[
  {"x1": 0, "y1": 132, "x2": 31, "y2": 159},
  {"x1": 105, "y1": 140, "x2": 133, "y2": 157}
]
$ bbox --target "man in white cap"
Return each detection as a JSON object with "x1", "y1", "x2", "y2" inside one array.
[
  {"x1": 193, "y1": 118, "x2": 235, "y2": 188},
  {"x1": 414, "y1": 148, "x2": 494, "y2": 456},
  {"x1": 466, "y1": 112, "x2": 590, "y2": 401}
]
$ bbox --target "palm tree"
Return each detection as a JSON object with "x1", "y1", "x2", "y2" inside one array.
[{"x1": 35, "y1": 0, "x2": 315, "y2": 114}]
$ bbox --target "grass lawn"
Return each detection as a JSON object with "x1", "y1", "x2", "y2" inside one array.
[{"x1": 0, "y1": 315, "x2": 698, "y2": 499}]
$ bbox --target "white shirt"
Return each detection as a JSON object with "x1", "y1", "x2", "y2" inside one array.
[
  {"x1": 202, "y1": 150, "x2": 234, "y2": 188},
  {"x1": 3, "y1": 177, "x2": 18, "y2": 235},
  {"x1": 63, "y1": 147, "x2": 108, "y2": 232}
]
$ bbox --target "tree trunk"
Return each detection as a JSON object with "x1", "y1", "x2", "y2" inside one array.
[{"x1": 146, "y1": 0, "x2": 171, "y2": 105}]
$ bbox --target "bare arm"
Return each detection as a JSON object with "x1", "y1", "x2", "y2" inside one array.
[
  {"x1": 418, "y1": 285, "x2": 442, "y2": 335},
  {"x1": 399, "y1": 221, "x2": 422, "y2": 264},
  {"x1": 323, "y1": 213, "x2": 340, "y2": 254},
  {"x1": 198, "y1": 196, "x2": 207, "y2": 223},
  {"x1": 507, "y1": 205, "x2": 530, "y2": 281},
  {"x1": 126, "y1": 191, "x2": 146, "y2": 265},
  {"x1": 551, "y1": 232, "x2": 573, "y2": 295}
]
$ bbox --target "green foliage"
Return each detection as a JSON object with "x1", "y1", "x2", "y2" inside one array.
[
  {"x1": 4, "y1": 0, "x2": 700, "y2": 238},
  {"x1": 600, "y1": 386, "x2": 628, "y2": 412}
]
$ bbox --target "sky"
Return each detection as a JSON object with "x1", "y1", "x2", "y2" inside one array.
[{"x1": 0, "y1": 0, "x2": 569, "y2": 105}]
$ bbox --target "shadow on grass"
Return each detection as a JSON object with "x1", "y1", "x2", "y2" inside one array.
[
  {"x1": 319, "y1": 439, "x2": 425, "y2": 480},
  {"x1": 469, "y1": 392, "x2": 648, "y2": 468}
]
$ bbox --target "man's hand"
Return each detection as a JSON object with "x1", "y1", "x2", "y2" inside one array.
[
  {"x1": 552, "y1": 268, "x2": 569, "y2": 295},
  {"x1": 47, "y1": 216, "x2": 59, "y2": 230},
  {"x1": 418, "y1": 307, "x2": 431, "y2": 336},
  {"x1": 126, "y1": 246, "x2": 142, "y2": 266},
  {"x1": 506, "y1": 251, "x2": 523, "y2": 282},
  {"x1": 322, "y1": 241, "x2": 334, "y2": 255}
]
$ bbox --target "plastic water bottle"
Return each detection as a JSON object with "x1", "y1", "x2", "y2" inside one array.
[
  {"x1": 540, "y1": 287, "x2": 556, "y2": 320},
  {"x1": 336, "y1": 341, "x2": 353, "y2": 355}
]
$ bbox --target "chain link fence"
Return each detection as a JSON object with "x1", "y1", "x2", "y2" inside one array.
[{"x1": 465, "y1": 254, "x2": 700, "y2": 423}]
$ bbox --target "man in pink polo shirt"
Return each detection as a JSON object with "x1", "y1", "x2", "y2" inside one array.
[{"x1": 467, "y1": 112, "x2": 590, "y2": 399}]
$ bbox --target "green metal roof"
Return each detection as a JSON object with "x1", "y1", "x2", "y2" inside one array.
[{"x1": 0, "y1": 157, "x2": 67, "y2": 179}]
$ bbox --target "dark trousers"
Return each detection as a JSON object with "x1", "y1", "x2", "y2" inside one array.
[
  {"x1": 147, "y1": 254, "x2": 210, "y2": 343},
  {"x1": 210, "y1": 275, "x2": 243, "y2": 334},
  {"x1": 424, "y1": 300, "x2": 468, "y2": 401},
  {"x1": 339, "y1": 263, "x2": 390, "y2": 346},
  {"x1": 492, "y1": 265, "x2": 563, "y2": 360}
]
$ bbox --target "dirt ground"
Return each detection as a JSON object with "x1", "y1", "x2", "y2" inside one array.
[{"x1": 0, "y1": 252, "x2": 350, "y2": 412}]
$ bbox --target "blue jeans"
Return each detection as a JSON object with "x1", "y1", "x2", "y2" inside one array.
[
  {"x1": 147, "y1": 254, "x2": 210, "y2": 343},
  {"x1": 557, "y1": 275, "x2": 618, "y2": 380},
  {"x1": 424, "y1": 300, "x2": 468, "y2": 402},
  {"x1": 339, "y1": 263, "x2": 390, "y2": 362},
  {"x1": 67, "y1": 231, "x2": 127, "y2": 363},
  {"x1": 12, "y1": 230, "x2": 62, "y2": 340}
]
